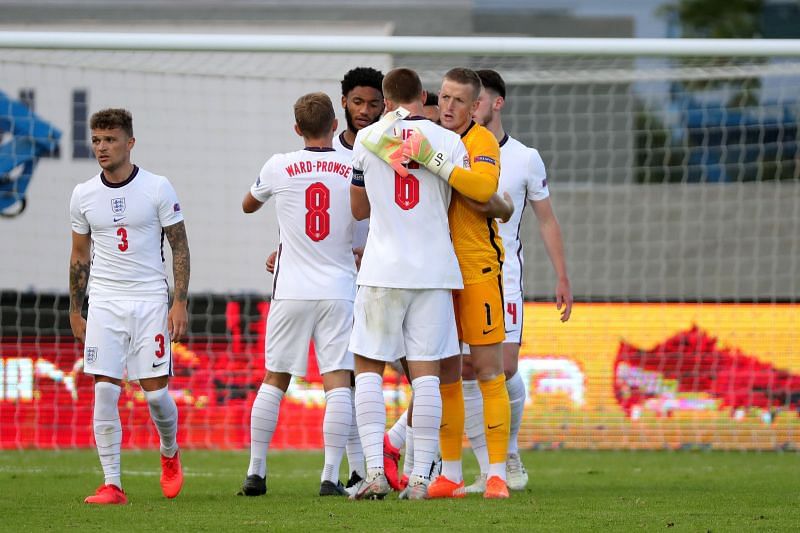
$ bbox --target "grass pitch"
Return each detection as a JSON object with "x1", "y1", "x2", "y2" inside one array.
[{"x1": 0, "y1": 449, "x2": 797, "y2": 531}]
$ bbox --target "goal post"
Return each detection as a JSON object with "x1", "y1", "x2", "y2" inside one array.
[{"x1": 0, "y1": 32, "x2": 798, "y2": 451}]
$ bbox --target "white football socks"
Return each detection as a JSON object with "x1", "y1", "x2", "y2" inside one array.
[
  {"x1": 144, "y1": 385, "x2": 179, "y2": 458},
  {"x1": 321, "y1": 387, "x2": 351, "y2": 483},
  {"x1": 247, "y1": 383, "x2": 284, "y2": 478},
  {"x1": 506, "y1": 371, "x2": 526, "y2": 455},
  {"x1": 410, "y1": 376, "x2": 441, "y2": 479},
  {"x1": 387, "y1": 409, "x2": 408, "y2": 451},
  {"x1": 345, "y1": 388, "x2": 366, "y2": 479},
  {"x1": 354, "y1": 372, "x2": 385, "y2": 471},
  {"x1": 93, "y1": 381, "x2": 122, "y2": 489},
  {"x1": 462, "y1": 379, "x2": 489, "y2": 475},
  {"x1": 403, "y1": 426, "x2": 415, "y2": 478}
]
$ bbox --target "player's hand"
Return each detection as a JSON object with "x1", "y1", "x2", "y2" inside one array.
[
  {"x1": 361, "y1": 133, "x2": 408, "y2": 177},
  {"x1": 496, "y1": 192, "x2": 514, "y2": 222},
  {"x1": 168, "y1": 301, "x2": 188, "y2": 342},
  {"x1": 556, "y1": 278, "x2": 573, "y2": 322},
  {"x1": 461, "y1": 191, "x2": 514, "y2": 222},
  {"x1": 69, "y1": 312, "x2": 86, "y2": 343},
  {"x1": 265, "y1": 250, "x2": 277, "y2": 274},
  {"x1": 352, "y1": 247, "x2": 364, "y2": 271},
  {"x1": 401, "y1": 128, "x2": 455, "y2": 179}
]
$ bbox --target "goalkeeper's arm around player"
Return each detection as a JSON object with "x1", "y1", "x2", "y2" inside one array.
[{"x1": 401, "y1": 128, "x2": 498, "y2": 203}]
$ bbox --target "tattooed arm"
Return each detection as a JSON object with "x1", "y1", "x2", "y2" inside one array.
[
  {"x1": 69, "y1": 231, "x2": 92, "y2": 343},
  {"x1": 164, "y1": 220, "x2": 190, "y2": 342}
]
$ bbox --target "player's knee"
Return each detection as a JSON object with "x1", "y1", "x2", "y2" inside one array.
[
  {"x1": 263, "y1": 371, "x2": 291, "y2": 391},
  {"x1": 477, "y1": 369, "x2": 503, "y2": 382}
]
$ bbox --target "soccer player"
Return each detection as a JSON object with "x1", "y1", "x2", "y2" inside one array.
[
  {"x1": 333, "y1": 67, "x2": 385, "y2": 255},
  {"x1": 237, "y1": 93, "x2": 359, "y2": 498},
  {"x1": 348, "y1": 67, "x2": 467, "y2": 500},
  {"x1": 263, "y1": 68, "x2": 385, "y2": 494},
  {"x1": 422, "y1": 90, "x2": 440, "y2": 123},
  {"x1": 332, "y1": 67, "x2": 385, "y2": 492},
  {"x1": 69, "y1": 108, "x2": 189, "y2": 505},
  {"x1": 402, "y1": 67, "x2": 511, "y2": 499},
  {"x1": 462, "y1": 69, "x2": 573, "y2": 493}
]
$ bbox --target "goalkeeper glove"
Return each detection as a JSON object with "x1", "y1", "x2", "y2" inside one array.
[
  {"x1": 360, "y1": 106, "x2": 412, "y2": 177},
  {"x1": 401, "y1": 128, "x2": 455, "y2": 180},
  {"x1": 361, "y1": 133, "x2": 408, "y2": 177}
]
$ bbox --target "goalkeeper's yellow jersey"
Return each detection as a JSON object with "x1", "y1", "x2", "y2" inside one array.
[{"x1": 448, "y1": 121, "x2": 505, "y2": 285}]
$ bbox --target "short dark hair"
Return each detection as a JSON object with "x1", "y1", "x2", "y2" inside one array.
[
  {"x1": 294, "y1": 92, "x2": 336, "y2": 138},
  {"x1": 476, "y1": 69, "x2": 506, "y2": 99},
  {"x1": 424, "y1": 91, "x2": 439, "y2": 107},
  {"x1": 341, "y1": 67, "x2": 384, "y2": 97},
  {"x1": 443, "y1": 67, "x2": 482, "y2": 100},
  {"x1": 90, "y1": 108, "x2": 133, "y2": 137},
  {"x1": 382, "y1": 68, "x2": 423, "y2": 104}
]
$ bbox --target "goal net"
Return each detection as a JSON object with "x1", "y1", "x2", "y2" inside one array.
[{"x1": 0, "y1": 33, "x2": 798, "y2": 451}]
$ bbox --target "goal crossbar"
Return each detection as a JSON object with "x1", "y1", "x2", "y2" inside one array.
[{"x1": 1, "y1": 31, "x2": 800, "y2": 57}]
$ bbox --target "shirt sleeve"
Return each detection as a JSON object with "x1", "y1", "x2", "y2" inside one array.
[
  {"x1": 250, "y1": 156, "x2": 278, "y2": 203},
  {"x1": 527, "y1": 149, "x2": 550, "y2": 202},
  {"x1": 447, "y1": 129, "x2": 500, "y2": 203},
  {"x1": 69, "y1": 184, "x2": 90, "y2": 234},
  {"x1": 157, "y1": 177, "x2": 185, "y2": 227}
]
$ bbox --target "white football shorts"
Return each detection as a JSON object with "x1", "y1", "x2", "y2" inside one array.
[
  {"x1": 349, "y1": 286, "x2": 459, "y2": 362},
  {"x1": 265, "y1": 299, "x2": 354, "y2": 376},
  {"x1": 503, "y1": 295, "x2": 524, "y2": 344},
  {"x1": 83, "y1": 300, "x2": 172, "y2": 380}
]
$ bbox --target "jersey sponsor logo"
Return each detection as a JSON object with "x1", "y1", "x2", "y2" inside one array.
[
  {"x1": 487, "y1": 423, "x2": 503, "y2": 430},
  {"x1": 111, "y1": 197, "x2": 126, "y2": 214},
  {"x1": 482, "y1": 325, "x2": 498, "y2": 335},
  {"x1": 474, "y1": 155, "x2": 497, "y2": 166},
  {"x1": 173, "y1": 202, "x2": 181, "y2": 212},
  {"x1": 542, "y1": 178, "x2": 547, "y2": 188},
  {"x1": 113, "y1": 216, "x2": 126, "y2": 223},
  {"x1": 85, "y1": 347, "x2": 98, "y2": 364},
  {"x1": 255, "y1": 176, "x2": 261, "y2": 186},
  {"x1": 152, "y1": 360, "x2": 168, "y2": 369}
]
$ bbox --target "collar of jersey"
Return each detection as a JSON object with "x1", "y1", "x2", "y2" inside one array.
[
  {"x1": 499, "y1": 133, "x2": 509, "y2": 147},
  {"x1": 304, "y1": 147, "x2": 336, "y2": 152},
  {"x1": 101, "y1": 165, "x2": 139, "y2": 189},
  {"x1": 337, "y1": 131, "x2": 353, "y2": 150},
  {"x1": 460, "y1": 120, "x2": 476, "y2": 138}
]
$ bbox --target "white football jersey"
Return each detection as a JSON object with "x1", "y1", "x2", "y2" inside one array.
[
  {"x1": 69, "y1": 166, "x2": 184, "y2": 303},
  {"x1": 497, "y1": 135, "x2": 550, "y2": 300},
  {"x1": 251, "y1": 147, "x2": 357, "y2": 301},
  {"x1": 353, "y1": 116, "x2": 466, "y2": 289},
  {"x1": 333, "y1": 131, "x2": 369, "y2": 250}
]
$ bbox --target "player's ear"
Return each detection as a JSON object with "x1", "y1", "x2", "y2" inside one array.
[
  {"x1": 470, "y1": 99, "x2": 480, "y2": 115},
  {"x1": 331, "y1": 118, "x2": 338, "y2": 134},
  {"x1": 127, "y1": 136, "x2": 135, "y2": 150},
  {"x1": 293, "y1": 124, "x2": 303, "y2": 137},
  {"x1": 341, "y1": 95, "x2": 347, "y2": 109},
  {"x1": 495, "y1": 96, "x2": 505, "y2": 112}
]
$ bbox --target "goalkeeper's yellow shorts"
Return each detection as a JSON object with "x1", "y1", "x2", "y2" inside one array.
[{"x1": 453, "y1": 276, "x2": 505, "y2": 346}]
